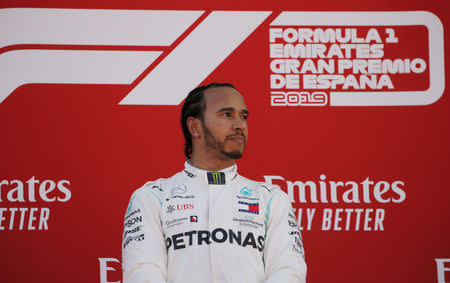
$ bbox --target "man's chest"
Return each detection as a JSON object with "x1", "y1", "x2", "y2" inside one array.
[{"x1": 161, "y1": 182, "x2": 267, "y2": 251}]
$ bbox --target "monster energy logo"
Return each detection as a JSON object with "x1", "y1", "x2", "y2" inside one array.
[{"x1": 207, "y1": 172, "x2": 226, "y2": 184}]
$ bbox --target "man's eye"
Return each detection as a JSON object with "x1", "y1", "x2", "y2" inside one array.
[
  {"x1": 241, "y1": 115, "x2": 248, "y2": 120},
  {"x1": 222, "y1": 112, "x2": 231, "y2": 117}
]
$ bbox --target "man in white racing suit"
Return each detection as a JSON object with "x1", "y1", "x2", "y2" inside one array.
[{"x1": 122, "y1": 83, "x2": 307, "y2": 283}]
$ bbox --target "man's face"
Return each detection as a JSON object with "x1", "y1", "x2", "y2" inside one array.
[{"x1": 200, "y1": 87, "x2": 248, "y2": 160}]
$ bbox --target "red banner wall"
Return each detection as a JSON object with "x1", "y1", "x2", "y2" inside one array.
[{"x1": 1, "y1": 1, "x2": 449, "y2": 283}]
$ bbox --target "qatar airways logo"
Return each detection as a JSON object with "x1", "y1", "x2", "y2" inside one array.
[
  {"x1": 0, "y1": 10, "x2": 444, "y2": 107},
  {"x1": 264, "y1": 174, "x2": 406, "y2": 232}
]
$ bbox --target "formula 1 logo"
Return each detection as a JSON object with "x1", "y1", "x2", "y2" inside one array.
[
  {"x1": 0, "y1": 9, "x2": 444, "y2": 106},
  {"x1": 0, "y1": 8, "x2": 270, "y2": 105}
]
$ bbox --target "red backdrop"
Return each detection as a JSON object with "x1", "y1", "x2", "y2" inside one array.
[{"x1": 1, "y1": 1, "x2": 449, "y2": 283}]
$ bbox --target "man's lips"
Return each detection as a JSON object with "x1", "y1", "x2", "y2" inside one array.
[{"x1": 227, "y1": 134, "x2": 246, "y2": 144}]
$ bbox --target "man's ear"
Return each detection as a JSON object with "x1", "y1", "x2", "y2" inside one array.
[{"x1": 187, "y1": 117, "x2": 201, "y2": 138}]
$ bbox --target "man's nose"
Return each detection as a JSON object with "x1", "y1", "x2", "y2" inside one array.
[{"x1": 232, "y1": 117, "x2": 247, "y2": 131}]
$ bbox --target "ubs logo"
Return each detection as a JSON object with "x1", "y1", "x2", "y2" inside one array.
[
  {"x1": 177, "y1": 203, "x2": 194, "y2": 211},
  {"x1": 167, "y1": 203, "x2": 194, "y2": 214},
  {"x1": 167, "y1": 205, "x2": 175, "y2": 214}
]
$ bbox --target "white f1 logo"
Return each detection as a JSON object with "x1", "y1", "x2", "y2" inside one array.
[{"x1": 0, "y1": 9, "x2": 270, "y2": 105}]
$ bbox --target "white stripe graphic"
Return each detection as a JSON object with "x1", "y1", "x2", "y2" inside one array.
[
  {"x1": 120, "y1": 11, "x2": 271, "y2": 105},
  {"x1": 0, "y1": 8, "x2": 203, "y2": 47},
  {"x1": 0, "y1": 9, "x2": 269, "y2": 105},
  {"x1": 0, "y1": 50, "x2": 161, "y2": 103}
]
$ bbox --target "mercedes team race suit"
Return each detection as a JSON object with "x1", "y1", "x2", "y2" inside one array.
[{"x1": 122, "y1": 162, "x2": 307, "y2": 283}]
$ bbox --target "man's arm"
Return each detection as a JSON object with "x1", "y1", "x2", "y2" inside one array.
[
  {"x1": 122, "y1": 184, "x2": 167, "y2": 283},
  {"x1": 264, "y1": 190, "x2": 307, "y2": 283}
]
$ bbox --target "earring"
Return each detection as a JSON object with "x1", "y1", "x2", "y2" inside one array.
[{"x1": 194, "y1": 132, "x2": 198, "y2": 136}]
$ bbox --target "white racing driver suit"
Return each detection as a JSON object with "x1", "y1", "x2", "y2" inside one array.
[{"x1": 122, "y1": 162, "x2": 307, "y2": 283}]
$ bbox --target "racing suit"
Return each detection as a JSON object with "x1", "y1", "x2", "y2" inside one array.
[{"x1": 122, "y1": 162, "x2": 307, "y2": 283}]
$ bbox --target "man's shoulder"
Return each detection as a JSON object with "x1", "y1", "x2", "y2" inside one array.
[{"x1": 133, "y1": 171, "x2": 183, "y2": 199}]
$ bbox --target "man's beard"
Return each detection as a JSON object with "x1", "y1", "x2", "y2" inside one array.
[{"x1": 202, "y1": 123, "x2": 245, "y2": 159}]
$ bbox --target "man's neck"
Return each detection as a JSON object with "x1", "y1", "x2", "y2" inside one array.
[{"x1": 188, "y1": 155, "x2": 235, "y2": 171}]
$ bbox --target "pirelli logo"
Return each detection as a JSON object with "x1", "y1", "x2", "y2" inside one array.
[{"x1": 207, "y1": 172, "x2": 226, "y2": 185}]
